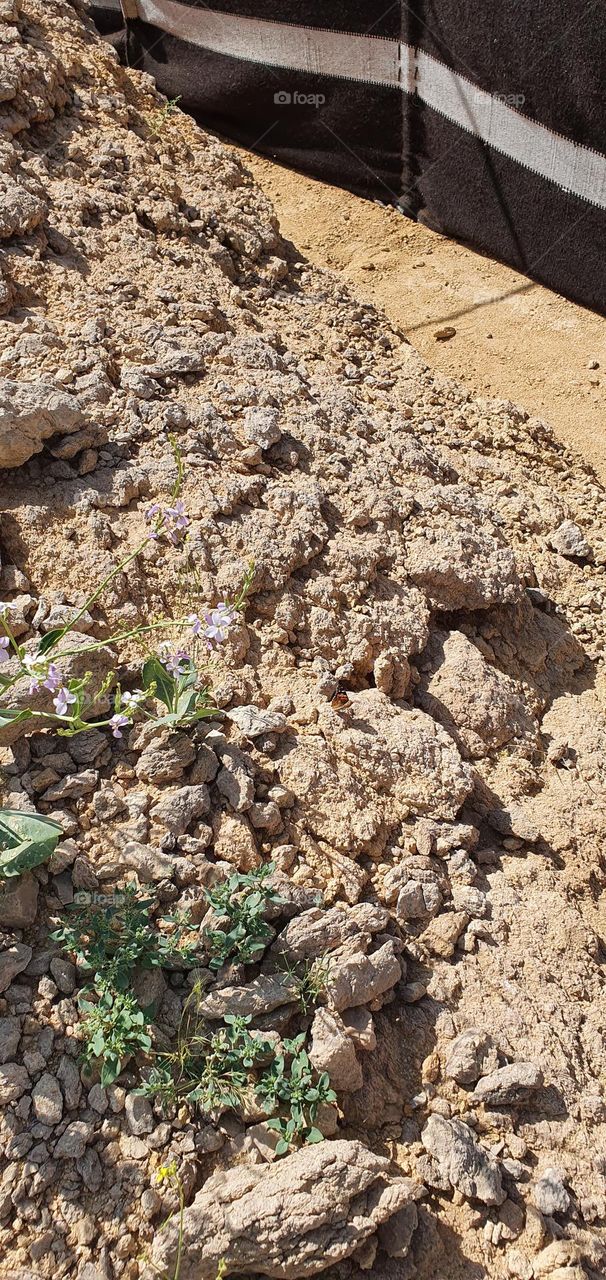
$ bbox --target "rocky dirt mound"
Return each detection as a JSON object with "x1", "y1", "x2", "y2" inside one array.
[{"x1": 1, "y1": 3, "x2": 606, "y2": 1280}]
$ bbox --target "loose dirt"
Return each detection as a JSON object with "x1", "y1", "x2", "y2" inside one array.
[
  {"x1": 244, "y1": 152, "x2": 606, "y2": 481},
  {"x1": 1, "y1": 6, "x2": 606, "y2": 1280}
]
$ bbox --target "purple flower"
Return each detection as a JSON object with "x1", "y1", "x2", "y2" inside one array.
[
  {"x1": 163, "y1": 649, "x2": 190, "y2": 678},
  {"x1": 122, "y1": 689, "x2": 145, "y2": 709},
  {"x1": 43, "y1": 663, "x2": 62, "y2": 693},
  {"x1": 203, "y1": 602, "x2": 238, "y2": 646},
  {"x1": 53, "y1": 686, "x2": 77, "y2": 717},
  {"x1": 109, "y1": 713, "x2": 130, "y2": 739},
  {"x1": 164, "y1": 500, "x2": 190, "y2": 545},
  {"x1": 188, "y1": 613, "x2": 203, "y2": 638},
  {"x1": 0, "y1": 636, "x2": 9, "y2": 664},
  {"x1": 165, "y1": 499, "x2": 189, "y2": 531},
  {"x1": 145, "y1": 503, "x2": 161, "y2": 540},
  {"x1": 22, "y1": 654, "x2": 48, "y2": 693}
]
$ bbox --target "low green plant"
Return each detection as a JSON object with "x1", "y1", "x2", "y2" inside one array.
[
  {"x1": 0, "y1": 809, "x2": 63, "y2": 880},
  {"x1": 51, "y1": 883, "x2": 198, "y2": 991},
  {"x1": 79, "y1": 987, "x2": 152, "y2": 1086},
  {"x1": 138, "y1": 1010, "x2": 274, "y2": 1114},
  {"x1": 255, "y1": 1034, "x2": 336, "y2": 1155},
  {"x1": 139, "y1": 654, "x2": 218, "y2": 729},
  {"x1": 140, "y1": 987, "x2": 336, "y2": 1157},
  {"x1": 52, "y1": 885, "x2": 199, "y2": 1084},
  {"x1": 204, "y1": 863, "x2": 284, "y2": 971},
  {"x1": 147, "y1": 95, "x2": 182, "y2": 137},
  {"x1": 0, "y1": 441, "x2": 249, "y2": 739},
  {"x1": 280, "y1": 956, "x2": 331, "y2": 1015}
]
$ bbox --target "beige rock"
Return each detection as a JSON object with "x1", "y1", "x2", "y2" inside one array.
[
  {"x1": 134, "y1": 730, "x2": 196, "y2": 783},
  {"x1": 0, "y1": 872, "x2": 39, "y2": 928},
  {"x1": 0, "y1": 942, "x2": 32, "y2": 993},
  {"x1": 421, "y1": 911, "x2": 469, "y2": 958},
  {"x1": 419, "y1": 630, "x2": 537, "y2": 759},
  {"x1": 309, "y1": 1008, "x2": 363, "y2": 1092},
  {"x1": 0, "y1": 377, "x2": 83, "y2": 468},
  {"x1": 532, "y1": 1241, "x2": 585, "y2": 1275},
  {"x1": 405, "y1": 509, "x2": 521, "y2": 611},
  {"x1": 473, "y1": 1062, "x2": 544, "y2": 1107},
  {"x1": 444, "y1": 1029, "x2": 499, "y2": 1085},
  {"x1": 274, "y1": 905, "x2": 376, "y2": 962},
  {"x1": 198, "y1": 973, "x2": 298, "y2": 1020},
  {"x1": 0, "y1": 1062, "x2": 30, "y2": 1104},
  {"x1": 325, "y1": 940, "x2": 402, "y2": 1011},
  {"x1": 212, "y1": 810, "x2": 260, "y2": 870},
  {"x1": 279, "y1": 691, "x2": 472, "y2": 855},
  {"x1": 421, "y1": 1115, "x2": 506, "y2": 1205},
  {"x1": 145, "y1": 1139, "x2": 416, "y2": 1279}
]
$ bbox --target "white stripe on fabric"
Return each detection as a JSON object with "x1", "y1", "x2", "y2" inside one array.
[
  {"x1": 136, "y1": 0, "x2": 403, "y2": 86},
  {"x1": 132, "y1": 0, "x2": 606, "y2": 211},
  {"x1": 414, "y1": 51, "x2": 606, "y2": 210}
]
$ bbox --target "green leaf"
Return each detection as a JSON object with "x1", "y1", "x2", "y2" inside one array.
[
  {"x1": 100, "y1": 1055, "x2": 122, "y2": 1086},
  {"x1": 306, "y1": 1127, "x2": 324, "y2": 1144},
  {"x1": 142, "y1": 656, "x2": 176, "y2": 711},
  {"x1": 175, "y1": 688, "x2": 198, "y2": 720},
  {"x1": 38, "y1": 628, "x2": 66, "y2": 655},
  {"x1": 275, "y1": 1138, "x2": 289, "y2": 1156},
  {"x1": 192, "y1": 705, "x2": 220, "y2": 721},
  {"x1": 91, "y1": 1030, "x2": 105, "y2": 1057},
  {"x1": 0, "y1": 809, "x2": 63, "y2": 880},
  {"x1": 178, "y1": 667, "x2": 197, "y2": 691},
  {"x1": 0, "y1": 709, "x2": 32, "y2": 729}
]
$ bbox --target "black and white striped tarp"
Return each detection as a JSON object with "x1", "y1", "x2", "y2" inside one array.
[{"x1": 93, "y1": 0, "x2": 606, "y2": 314}]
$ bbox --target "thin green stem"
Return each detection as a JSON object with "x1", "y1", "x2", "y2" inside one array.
[
  {"x1": 173, "y1": 1178, "x2": 185, "y2": 1280},
  {"x1": 47, "y1": 536, "x2": 152, "y2": 654},
  {"x1": 1, "y1": 618, "x2": 22, "y2": 659},
  {"x1": 58, "y1": 617, "x2": 191, "y2": 660}
]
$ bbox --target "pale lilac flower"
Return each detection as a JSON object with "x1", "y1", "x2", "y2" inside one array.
[
  {"x1": 0, "y1": 636, "x2": 9, "y2": 664},
  {"x1": 53, "y1": 686, "x2": 77, "y2": 717},
  {"x1": 163, "y1": 649, "x2": 190, "y2": 678},
  {"x1": 165, "y1": 499, "x2": 189, "y2": 531},
  {"x1": 0, "y1": 602, "x2": 16, "y2": 616},
  {"x1": 22, "y1": 653, "x2": 48, "y2": 693},
  {"x1": 145, "y1": 500, "x2": 189, "y2": 545},
  {"x1": 164, "y1": 500, "x2": 190, "y2": 545},
  {"x1": 203, "y1": 602, "x2": 238, "y2": 646},
  {"x1": 145, "y1": 502, "x2": 162, "y2": 540},
  {"x1": 43, "y1": 663, "x2": 62, "y2": 693},
  {"x1": 122, "y1": 689, "x2": 145, "y2": 709},
  {"x1": 109, "y1": 713, "x2": 130, "y2": 739},
  {"x1": 188, "y1": 613, "x2": 203, "y2": 638}
]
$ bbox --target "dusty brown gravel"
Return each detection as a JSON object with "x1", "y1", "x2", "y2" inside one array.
[
  {"x1": 1, "y1": 6, "x2": 606, "y2": 1280},
  {"x1": 243, "y1": 151, "x2": 606, "y2": 481}
]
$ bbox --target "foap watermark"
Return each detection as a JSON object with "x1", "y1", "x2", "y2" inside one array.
[
  {"x1": 73, "y1": 890, "x2": 128, "y2": 907},
  {"x1": 474, "y1": 90, "x2": 526, "y2": 108},
  {"x1": 274, "y1": 89, "x2": 326, "y2": 109}
]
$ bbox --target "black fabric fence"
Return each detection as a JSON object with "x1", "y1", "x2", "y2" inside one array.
[{"x1": 92, "y1": 1, "x2": 606, "y2": 314}]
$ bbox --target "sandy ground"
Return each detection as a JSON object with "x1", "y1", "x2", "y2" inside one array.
[{"x1": 243, "y1": 151, "x2": 606, "y2": 482}]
